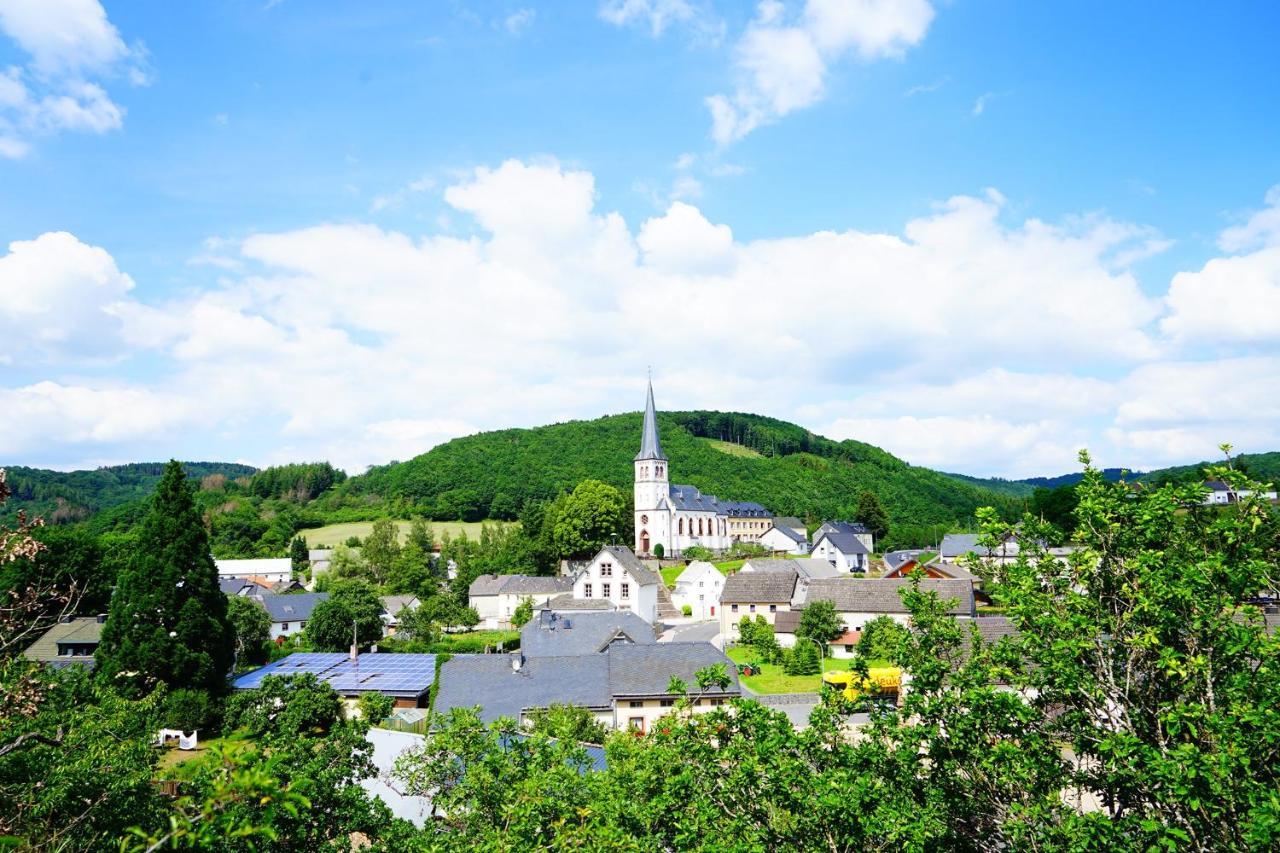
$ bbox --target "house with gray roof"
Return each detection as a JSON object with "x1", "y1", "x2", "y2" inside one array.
[
  {"x1": 23, "y1": 615, "x2": 104, "y2": 669},
  {"x1": 521, "y1": 610, "x2": 656, "y2": 658},
  {"x1": 811, "y1": 530, "x2": 870, "y2": 574},
  {"x1": 759, "y1": 523, "x2": 809, "y2": 555},
  {"x1": 219, "y1": 577, "x2": 256, "y2": 596},
  {"x1": 468, "y1": 574, "x2": 574, "y2": 629},
  {"x1": 569, "y1": 545, "x2": 660, "y2": 624},
  {"x1": 433, "y1": 641, "x2": 738, "y2": 734},
  {"x1": 719, "y1": 567, "x2": 800, "y2": 642},
  {"x1": 252, "y1": 592, "x2": 329, "y2": 639},
  {"x1": 799, "y1": 577, "x2": 975, "y2": 632},
  {"x1": 816, "y1": 520, "x2": 874, "y2": 553}
]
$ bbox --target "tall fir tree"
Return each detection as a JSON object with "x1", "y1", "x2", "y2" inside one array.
[
  {"x1": 854, "y1": 490, "x2": 890, "y2": 546},
  {"x1": 96, "y1": 460, "x2": 234, "y2": 697},
  {"x1": 289, "y1": 535, "x2": 310, "y2": 575}
]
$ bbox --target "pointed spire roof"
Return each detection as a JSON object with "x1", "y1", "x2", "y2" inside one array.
[{"x1": 635, "y1": 381, "x2": 666, "y2": 461}]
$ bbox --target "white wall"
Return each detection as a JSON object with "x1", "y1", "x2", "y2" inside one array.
[
  {"x1": 759, "y1": 528, "x2": 807, "y2": 554},
  {"x1": 671, "y1": 562, "x2": 724, "y2": 620},
  {"x1": 573, "y1": 551, "x2": 659, "y2": 623}
]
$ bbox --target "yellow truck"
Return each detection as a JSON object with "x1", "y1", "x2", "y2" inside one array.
[{"x1": 822, "y1": 667, "x2": 903, "y2": 706}]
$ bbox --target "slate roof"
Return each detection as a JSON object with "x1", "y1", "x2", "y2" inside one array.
[
  {"x1": 469, "y1": 574, "x2": 573, "y2": 597},
  {"x1": 254, "y1": 592, "x2": 328, "y2": 623},
  {"x1": 541, "y1": 594, "x2": 613, "y2": 611},
  {"x1": 668, "y1": 484, "x2": 728, "y2": 515},
  {"x1": 381, "y1": 595, "x2": 419, "y2": 618},
  {"x1": 1204, "y1": 480, "x2": 1231, "y2": 492},
  {"x1": 434, "y1": 654, "x2": 613, "y2": 722},
  {"x1": 219, "y1": 577, "x2": 254, "y2": 596},
  {"x1": 23, "y1": 616, "x2": 103, "y2": 666},
  {"x1": 720, "y1": 569, "x2": 798, "y2": 604},
  {"x1": 673, "y1": 560, "x2": 721, "y2": 587},
  {"x1": 971, "y1": 616, "x2": 1018, "y2": 645},
  {"x1": 764, "y1": 525, "x2": 807, "y2": 544},
  {"x1": 721, "y1": 501, "x2": 770, "y2": 518},
  {"x1": 771, "y1": 610, "x2": 802, "y2": 634},
  {"x1": 938, "y1": 533, "x2": 1024, "y2": 559},
  {"x1": 636, "y1": 381, "x2": 666, "y2": 461},
  {"x1": 597, "y1": 545, "x2": 660, "y2": 586},
  {"x1": 774, "y1": 517, "x2": 805, "y2": 532},
  {"x1": 813, "y1": 531, "x2": 869, "y2": 555},
  {"x1": 743, "y1": 558, "x2": 838, "y2": 581},
  {"x1": 607, "y1": 642, "x2": 740, "y2": 698},
  {"x1": 801, "y1": 577, "x2": 975, "y2": 616},
  {"x1": 232, "y1": 652, "x2": 437, "y2": 699},
  {"x1": 522, "y1": 610, "x2": 656, "y2": 657},
  {"x1": 818, "y1": 521, "x2": 871, "y2": 536}
]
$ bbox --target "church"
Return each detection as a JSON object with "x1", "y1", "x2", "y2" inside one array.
[{"x1": 633, "y1": 383, "x2": 768, "y2": 557}]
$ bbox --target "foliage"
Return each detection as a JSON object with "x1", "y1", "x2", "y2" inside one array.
[
  {"x1": 652, "y1": 542, "x2": 664, "y2": 558},
  {"x1": 728, "y1": 540, "x2": 769, "y2": 558},
  {"x1": 95, "y1": 460, "x2": 234, "y2": 698},
  {"x1": 856, "y1": 615, "x2": 909, "y2": 664},
  {"x1": 248, "y1": 462, "x2": 344, "y2": 501},
  {"x1": 796, "y1": 598, "x2": 844, "y2": 644},
  {"x1": 361, "y1": 517, "x2": 402, "y2": 585},
  {"x1": 511, "y1": 596, "x2": 534, "y2": 628},
  {"x1": 227, "y1": 594, "x2": 272, "y2": 667},
  {"x1": 548, "y1": 479, "x2": 629, "y2": 559},
  {"x1": 358, "y1": 690, "x2": 394, "y2": 723},
  {"x1": 225, "y1": 673, "x2": 343, "y2": 738},
  {"x1": 682, "y1": 544, "x2": 714, "y2": 560},
  {"x1": 164, "y1": 687, "x2": 223, "y2": 733},
  {"x1": 681, "y1": 604, "x2": 692, "y2": 617},
  {"x1": 289, "y1": 534, "x2": 310, "y2": 575},
  {"x1": 1027, "y1": 482, "x2": 1079, "y2": 539},
  {"x1": 782, "y1": 640, "x2": 821, "y2": 675},
  {"x1": 304, "y1": 578, "x2": 384, "y2": 651},
  {"x1": 738, "y1": 614, "x2": 780, "y2": 663},
  {"x1": 378, "y1": 629, "x2": 518, "y2": 655},
  {"x1": 527, "y1": 702, "x2": 608, "y2": 744},
  {"x1": 854, "y1": 489, "x2": 890, "y2": 544}
]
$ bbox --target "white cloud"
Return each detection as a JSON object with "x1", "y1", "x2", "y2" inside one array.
[
  {"x1": 599, "y1": 0, "x2": 700, "y2": 37},
  {"x1": 708, "y1": 0, "x2": 935, "y2": 144},
  {"x1": 370, "y1": 174, "x2": 436, "y2": 213},
  {"x1": 971, "y1": 91, "x2": 994, "y2": 116},
  {"x1": 0, "y1": 0, "x2": 143, "y2": 156},
  {"x1": 503, "y1": 8, "x2": 536, "y2": 35},
  {"x1": 0, "y1": 231, "x2": 135, "y2": 362},
  {"x1": 1218, "y1": 183, "x2": 1280, "y2": 252},
  {"x1": 7, "y1": 162, "x2": 1278, "y2": 479}
]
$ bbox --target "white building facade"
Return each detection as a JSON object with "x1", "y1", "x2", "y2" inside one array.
[
  {"x1": 571, "y1": 546, "x2": 660, "y2": 623},
  {"x1": 670, "y1": 560, "x2": 724, "y2": 620}
]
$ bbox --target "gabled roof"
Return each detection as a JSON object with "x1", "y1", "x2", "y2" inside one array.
[
  {"x1": 938, "y1": 533, "x2": 1021, "y2": 559},
  {"x1": 434, "y1": 654, "x2": 613, "y2": 722},
  {"x1": 801, "y1": 577, "x2": 974, "y2": 616},
  {"x1": 813, "y1": 531, "x2": 869, "y2": 556},
  {"x1": 774, "y1": 517, "x2": 804, "y2": 531},
  {"x1": 636, "y1": 381, "x2": 666, "y2": 461},
  {"x1": 1204, "y1": 480, "x2": 1231, "y2": 492},
  {"x1": 522, "y1": 610, "x2": 656, "y2": 657},
  {"x1": 607, "y1": 642, "x2": 740, "y2": 698},
  {"x1": 23, "y1": 616, "x2": 103, "y2": 664},
  {"x1": 380, "y1": 595, "x2": 419, "y2": 618},
  {"x1": 541, "y1": 593, "x2": 614, "y2": 611},
  {"x1": 219, "y1": 577, "x2": 254, "y2": 596},
  {"x1": 673, "y1": 560, "x2": 722, "y2": 586},
  {"x1": 468, "y1": 574, "x2": 573, "y2": 597},
  {"x1": 819, "y1": 521, "x2": 870, "y2": 536},
  {"x1": 667, "y1": 484, "x2": 728, "y2": 516},
  {"x1": 720, "y1": 569, "x2": 798, "y2": 604},
  {"x1": 742, "y1": 558, "x2": 837, "y2": 582},
  {"x1": 596, "y1": 545, "x2": 660, "y2": 586},
  {"x1": 763, "y1": 524, "x2": 807, "y2": 544},
  {"x1": 771, "y1": 610, "x2": 802, "y2": 634},
  {"x1": 254, "y1": 592, "x2": 328, "y2": 623}
]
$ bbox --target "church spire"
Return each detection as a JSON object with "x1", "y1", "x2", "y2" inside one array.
[{"x1": 635, "y1": 380, "x2": 666, "y2": 461}]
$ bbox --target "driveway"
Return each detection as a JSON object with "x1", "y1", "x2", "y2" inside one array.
[{"x1": 660, "y1": 620, "x2": 721, "y2": 645}]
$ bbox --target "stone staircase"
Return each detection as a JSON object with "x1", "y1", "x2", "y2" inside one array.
[{"x1": 655, "y1": 582, "x2": 681, "y2": 620}]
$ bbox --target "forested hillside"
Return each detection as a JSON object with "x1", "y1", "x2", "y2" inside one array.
[
  {"x1": 336, "y1": 411, "x2": 1022, "y2": 536},
  {"x1": 0, "y1": 462, "x2": 257, "y2": 525}
]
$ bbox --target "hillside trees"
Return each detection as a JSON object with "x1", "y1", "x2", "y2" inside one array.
[
  {"x1": 305, "y1": 579, "x2": 385, "y2": 651},
  {"x1": 361, "y1": 518, "x2": 401, "y2": 585},
  {"x1": 290, "y1": 535, "x2": 309, "y2": 575},
  {"x1": 227, "y1": 595, "x2": 272, "y2": 668},
  {"x1": 854, "y1": 490, "x2": 890, "y2": 545},
  {"x1": 95, "y1": 461, "x2": 234, "y2": 697}
]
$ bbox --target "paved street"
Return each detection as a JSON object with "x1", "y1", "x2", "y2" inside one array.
[{"x1": 661, "y1": 620, "x2": 720, "y2": 645}]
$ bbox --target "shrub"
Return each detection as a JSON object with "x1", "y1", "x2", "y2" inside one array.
[
  {"x1": 358, "y1": 691, "x2": 394, "y2": 723},
  {"x1": 653, "y1": 543, "x2": 664, "y2": 558},
  {"x1": 682, "y1": 604, "x2": 693, "y2": 617},
  {"x1": 683, "y1": 545, "x2": 714, "y2": 560},
  {"x1": 164, "y1": 688, "x2": 222, "y2": 734},
  {"x1": 344, "y1": 535, "x2": 362, "y2": 547}
]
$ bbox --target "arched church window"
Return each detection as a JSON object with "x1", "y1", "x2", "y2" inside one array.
[
  {"x1": 678, "y1": 518, "x2": 684, "y2": 535},
  {"x1": 697, "y1": 518, "x2": 703, "y2": 535}
]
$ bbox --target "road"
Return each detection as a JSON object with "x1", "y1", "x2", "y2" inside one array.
[{"x1": 661, "y1": 620, "x2": 720, "y2": 644}]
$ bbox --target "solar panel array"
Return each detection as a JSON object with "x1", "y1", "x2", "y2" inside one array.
[{"x1": 231, "y1": 652, "x2": 437, "y2": 697}]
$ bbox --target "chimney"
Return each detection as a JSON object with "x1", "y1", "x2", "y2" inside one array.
[{"x1": 510, "y1": 651, "x2": 523, "y2": 672}]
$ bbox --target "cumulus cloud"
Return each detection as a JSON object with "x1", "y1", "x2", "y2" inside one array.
[
  {"x1": 0, "y1": 0, "x2": 145, "y2": 157},
  {"x1": 599, "y1": 0, "x2": 704, "y2": 38},
  {"x1": 707, "y1": 0, "x2": 934, "y2": 144},
  {"x1": 7, "y1": 160, "x2": 1278, "y2": 478}
]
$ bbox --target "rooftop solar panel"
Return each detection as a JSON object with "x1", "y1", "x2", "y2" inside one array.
[{"x1": 231, "y1": 652, "x2": 437, "y2": 697}]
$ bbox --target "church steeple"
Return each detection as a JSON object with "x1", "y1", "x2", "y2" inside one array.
[{"x1": 636, "y1": 380, "x2": 666, "y2": 461}]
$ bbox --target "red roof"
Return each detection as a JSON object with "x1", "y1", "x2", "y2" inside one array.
[{"x1": 831, "y1": 630, "x2": 862, "y2": 646}]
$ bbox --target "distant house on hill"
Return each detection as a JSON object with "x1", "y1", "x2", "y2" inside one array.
[
  {"x1": 215, "y1": 558, "x2": 292, "y2": 584},
  {"x1": 722, "y1": 500, "x2": 773, "y2": 544},
  {"x1": 23, "y1": 615, "x2": 104, "y2": 669},
  {"x1": 1203, "y1": 480, "x2": 1278, "y2": 505},
  {"x1": 469, "y1": 574, "x2": 573, "y2": 629}
]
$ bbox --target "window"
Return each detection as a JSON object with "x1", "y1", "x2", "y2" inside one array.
[
  {"x1": 845, "y1": 645, "x2": 855, "y2": 653},
  {"x1": 621, "y1": 583, "x2": 630, "y2": 599},
  {"x1": 601, "y1": 562, "x2": 612, "y2": 577},
  {"x1": 584, "y1": 583, "x2": 593, "y2": 598},
  {"x1": 660, "y1": 698, "x2": 675, "y2": 707},
  {"x1": 602, "y1": 583, "x2": 611, "y2": 598},
  {"x1": 281, "y1": 622, "x2": 290, "y2": 631},
  {"x1": 710, "y1": 698, "x2": 725, "y2": 706},
  {"x1": 749, "y1": 604, "x2": 756, "y2": 613},
  {"x1": 640, "y1": 514, "x2": 648, "y2": 525},
  {"x1": 300, "y1": 621, "x2": 306, "y2": 628},
  {"x1": 770, "y1": 604, "x2": 777, "y2": 613},
  {"x1": 698, "y1": 594, "x2": 704, "y2": 601},
  {"x1": 731, "y1": 604, "x2": 739, "y2": 613},
  {"x1": 698, "y1": 580, "x2": 704, "y2": 587},
  {"x1": 629, "y1": 717, "x2": 645, "y2": 732},
  {"x1": 678, "y1": 518, "x2": 684, "y2": 534},
  {"x1": 629, "y1": 700, "x2": 644, "y2": 708}
]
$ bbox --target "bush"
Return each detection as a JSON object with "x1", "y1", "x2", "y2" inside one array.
[
  {"x1": 683, "y1": 545, "x2": 714, "y2": 560},
  {"x1": 344, "y1": 535, "x2": 362, "y2": 547},
  {"x1": 653, "y1": 543, "x2": 664, "y2": 558},
  {"x1": 859, "y1": 616, "x2": 909, "y2": 664},
  {"x1": 728, "y1": 541, "x2": 768, "y2": 558},
  {"x1": 164, "y1": 688, "x2": 222, "y2": 734},
  {"x1": 783, "y1": 641, "x2": 820, "y2": 675},
  {"x1": 358, "y1": 691, "x2": 394, "y2": 723},
  {"x1": 682, "y1": 604, "x2": 693, "y2": 617}
]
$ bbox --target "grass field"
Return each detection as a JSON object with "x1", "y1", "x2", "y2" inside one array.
[
  {"x1": 725, "y1": 645, "x2": 854, "y2": 694},
  {"x1": 705, "y1": 439, "x2": 764, "y2": 459},
  {"x1": 298, "y1": 519, "x2": 516, "y2": 548}
]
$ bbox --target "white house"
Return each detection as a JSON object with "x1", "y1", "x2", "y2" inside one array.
[
  {"x1": 814, "y1": 521, "x2": 874, "y2": 554},
  {"x1": 810, "y1": 531, "x2": 870, "y2": 573},
  {"x1": 572, "y1": 545, "x2": 660, "y2": 624},
  {"x1": 670, "y1": 561, "x2": 724, "y2": 620},
  {"x1": 759, "y1": 524, "x2": 809, "y2": 554},
  {"x1": 719, "y1": 568, "x2": 799, "y2": 642},
  {"x1": 1203, "y1": 479, "x2": 1278, "y2": 505},
  {"x1": 215, "y1": 558, "x2": 293, "y2": 584},
  {"x1": 252, "y1": 593, "x2": 328, "y2": 639},
  {"x1": 468, "y1": 575, "x2": 573, "y2": 629}
]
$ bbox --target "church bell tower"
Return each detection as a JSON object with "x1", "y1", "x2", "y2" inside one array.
[{"x1": 634, "y1": 380, "x2": 668, "y2": 555}]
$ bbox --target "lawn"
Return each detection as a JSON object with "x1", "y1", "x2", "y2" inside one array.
[
  {"x1": 704, "y1": 439, "x2": 764, "y2": 459},
  {"x1": 298, "y1": 519, "x2": 516, "y2": 548},
  {"x1": 725, "y1": 645, "x2": 856, "y2": 694},
  {"x1": 661, "y1": 565, "x2": 684, "y2": 588},
  {"x1": 156, "y1": 731, "x2": 255, "y2": 781}
]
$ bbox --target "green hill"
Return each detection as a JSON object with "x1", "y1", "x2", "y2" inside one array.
[
  {"x1": 335, "y1": 410, "x2": 1023, "y2": 534},
  {"x1": 0, "y1": 462, "x2": 258, "y2": 525}
]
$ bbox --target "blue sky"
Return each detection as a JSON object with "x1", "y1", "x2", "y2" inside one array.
[{"x1": 2, "y1": 0, "x2": 1279, "y2": 478}]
